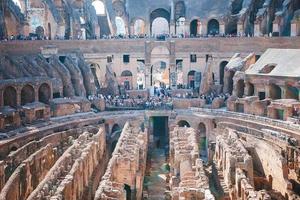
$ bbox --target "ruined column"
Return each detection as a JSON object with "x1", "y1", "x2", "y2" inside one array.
[
  {"x1": 219, "y1": 21, "x2": 225, "y2": 35},
  {"x1": 254, "y1": 20, "x2": 262, "y2": 37},
  {"x1": 291, "y1": 19, "x2": 300, "y2": 37}
]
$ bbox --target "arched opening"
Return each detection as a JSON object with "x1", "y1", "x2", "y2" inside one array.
[
  {"x1": 111, "y1": 123, "x2": 121, "y2": 135},
  {"x1": 151, "y1": 61, "x2": 169, "y2": 88},
  {"x1": 3, "y1": 86, "x2": 17, "y2": 108},
  {"x1": 124, "y1": 184, "x2": 131, "y2": 200},
  {"x1": 219, "y1": 61, "x2": 228, "y2": 85},
  {"x1": 198, "y1": 122, "x2": 207, "y2": 159},
  {"x1": 226, "y1": 20, "x2": 238, "y2": 35},
  {"x1": 137, "y1": 62, "x2": 145, "y2": 90},
  {"x1": 35, "y1": 26, "x2": 45, "y2": 40},
  {"x1": 176, "y1": 17, "x2": 186, "y2": 36},
  {"x1": 269, "y1": 84, "x2": 282, "y2": 99},
  {"x1": 176, "y1": 61, "x2": 184, "y2": 88},
  {"x1": 150, "y1": 8, "x2": 170, "y2": 36},
  {"x1": 47, "y1": 23, "x2": 51, "y2": 40},
  {"x1": 152, "y1": 17, "x2": 169, "y2": 36},
  {"x1": 10, "y1": 146, "x2": 18, "y2": 152},
  {"x1": 207, "y1": 19, "x2": 220, "y2": 36},
  {"x1": 188, "y1": 70, "x2": 196, "y2": 89},
  {"x1": 92, "y1": 0, "x2": 105, "y2": 15},
  {"x1": 38, "y1": 83, "x2": 51, "y2": 104},
  {"x1": 110, "y1": 124, "x2": 122, "y2": 153},
  {"x1": 246, "y1": 82, "x2": 255, "y2": 96},
  {"x1": 120, "y1": 70, "x2": 133, "y2": 90},
  {"x1": 21, "y1": 85, "x2": 35, "y2": 105},
  {"x1": 177, "y1": 120, "x2": 190, "y2": 127},
  {"x1": 190, "y1": 19, "x2": 200, "y2": 36},
  {"x1": 115, "y1": 17, "x2": 126, "y2": 35},
  {"x1": 286, "y1": 86, "x2": 299, "y2": 100},
  {"x1": 236, "y1": 79, "x2": 245, "y2": 98},
  {"x1": 134, "y1": 19, "x2": 145, "y2": 35}
]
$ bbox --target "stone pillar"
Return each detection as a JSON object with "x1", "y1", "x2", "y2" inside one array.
[
  {"x1": 185, "y1": 21, "x2": 190, "y2": 36},
  {"x1": 57, "y1": 23, "x2": 66, "y2": 39},
  {"x1": 169, "y1": 41, "x2": 176, "y2": 89},
  {"x1": 219, "y1": 22, "x2": 225, "y2": 35},
  {"x1": 254, "y1": 21, "x2": 262, "y2": 37},
  {"x1": 291, "y1": 20, "x2": 300, "y2": 37},
  {"x1": 145, "y1": 41, "x2": 151, "y2": 88},
  {"x1": 16, "y1": 87, "x2": 21, "y2": 107},
  {"x1": 34, "y1": 85, "x2": 39, "y2": 102},
  {"x1": 130, "y1": 24, "x2": 134, "y2": 35},
  {"x1": 201, "y1": 21, "x2": 207, "y2": 35},
  {"x1": 197, "y1": 20, "x2": 201, "y2": 35},
  {"x1": 170, "y1": 21, "x2": 176, "y2": 35},
  {"x1": 237, "y1": 22, "x2": 245, "y2": 36}
]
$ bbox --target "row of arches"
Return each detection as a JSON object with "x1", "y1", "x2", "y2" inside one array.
[
  {"x1": 234, "y1": 80, "x2": 299, "y2": 101},
  {"x1": 117, "y1": 68, "x2": 201, "y2": 90},
  {"x1": 3, "y1": 83, "x2": 51, "y2": 108}
]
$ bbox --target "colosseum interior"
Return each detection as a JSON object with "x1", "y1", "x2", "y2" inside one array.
[{"x1": 0, "y1": 0, "x2": 300, "y2": 199}]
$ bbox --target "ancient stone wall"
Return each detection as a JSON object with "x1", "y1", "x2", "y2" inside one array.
[
  {"x1": 94, "y1": 121, "x2": 148, "y2": 200},
  {"x1": 28, "y1": 127, "x2": 106, "y2": 200},
  {"x1": 0, "y1": 144, "x2": 56, "y2": 200},
  {"x1": 169, "y1": 126, "x2": 214, "y2": 200}
]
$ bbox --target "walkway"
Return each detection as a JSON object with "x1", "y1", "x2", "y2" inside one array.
[{"x1": 144, "y1": 148, "x2": 169, "y2": 200}]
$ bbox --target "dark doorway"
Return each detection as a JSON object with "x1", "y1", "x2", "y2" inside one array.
[
  {"x1": 124, "y1": 184, "x2": 131, "y2": 200},
  {"x1": 259, "y1": 92, "x2": 266, "y2": 100},
  {"x1": 190, "y1": 19, "x2": 198, "y2": 36},
  {"x1": 152, "y1": 116, "x2": 169, "y2": 150}
]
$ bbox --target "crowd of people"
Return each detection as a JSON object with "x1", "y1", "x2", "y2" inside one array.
[
  {"x1": 0, "y1": 31, "x2": 261, "y2": 43},
  {"x1": 199, "y1": 92, "x2": 230, "y2": 104}
]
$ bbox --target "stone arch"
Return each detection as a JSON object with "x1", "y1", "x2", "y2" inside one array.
[
  {"x1": 21, "y1": 84, "x2": 35, "y2": 105},
  {"x1": 219, "y1": 61, "x2": 228, "y2": 85},
  {"x1": 198, "y1": 122, "x2": 207, "y2": 158},
  {"x1": 111, "y1": 123, "x2": 121, "y2": 135},
  {"x1": 150, "y1": 8, "x2": 170, "y2": 35},
  {"x1": 176, "y1": 17, "x2": 186, "y2": 35},
  {"x1": 92, "y1": 0, "x2": 105, "y2": 15},
  {"x1": 151, "y1": 61, "x2": 169, "y2": 87},
  {"x1": 177, "y1": 120, "x2": 191, "y2": 127},
  {"x1": 286, "y1": 86, "x2": 299, "y2": 100},
  {"x1": 38, "y1": 83, "x2": 51, "y2": 104},
  {"x1": 110, "y1": 123, "x2": 122, "y2": 152},
  {"x1": 236, "y1": 79, "x2": 245, "y2": 98},
  {"x1": 115, "y1": 16, "x2": 126, "y2": 35},
  {"x1": 207, "y1": 19, "x2": 220, "y2": 35},
  {"x1": 121, "y1": 70, "x2": 133, "y2": 90},
  {"x1": 188, "y1": 70, "x2": 196, "y2": 89},
  {"x1": 226, "y1": 19, "x2": 238, "y2": 35},
  {"x1": 137, "y1": 61, "x2": 145, "y2": 90},
  {"x1": 190, "y1": 18, "x2": 200, "y2": 36},
  {"x1": 3, "y1": 86, "x2": 17, "y2": 108},
  {"x1": 269, "y1": 84, "x2": 282, "y2": 99},
  {"x1": 246, "y1": 82, "x2": 255, "y2": 96},
  {"x1": 133, "y1": 18, "x2": 146, "y2": 35}
]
